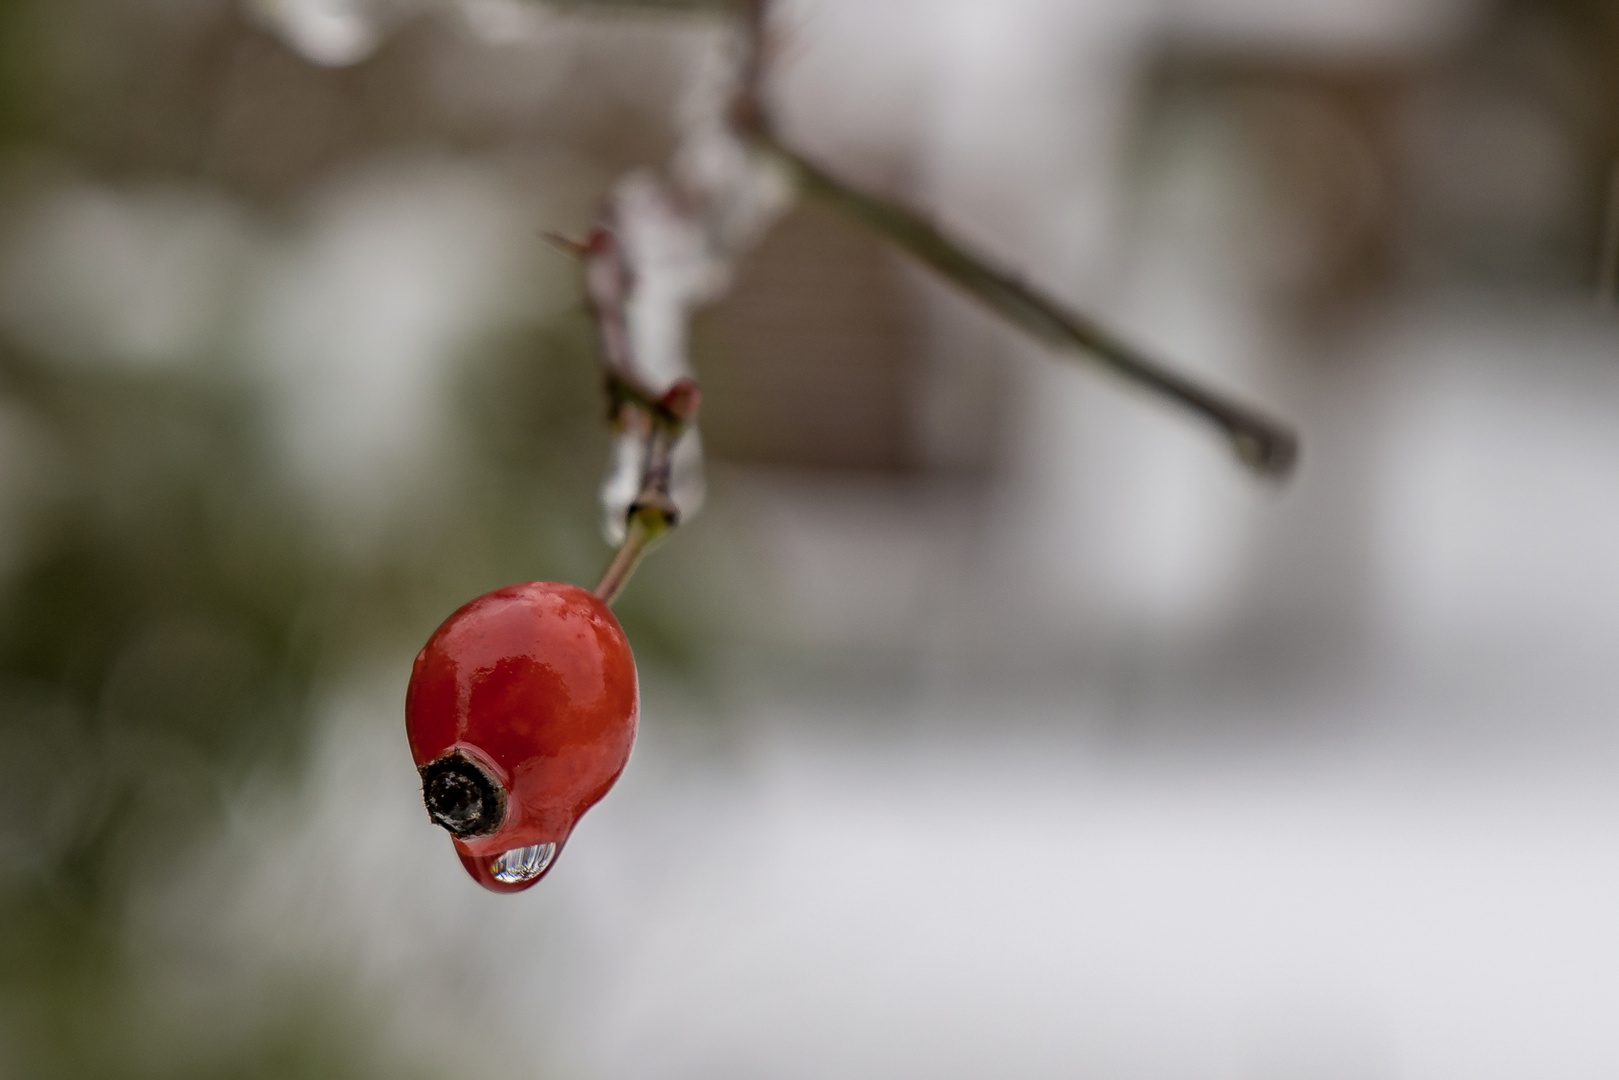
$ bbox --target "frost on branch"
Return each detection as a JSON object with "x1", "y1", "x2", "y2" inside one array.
[{"x1": 586, "y1": 41, "x2": 793, "y2": 544}]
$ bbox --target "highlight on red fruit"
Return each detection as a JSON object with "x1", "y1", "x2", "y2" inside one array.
[{"x1": 405, "y1": 581, "x2": 638, "y2": 892}]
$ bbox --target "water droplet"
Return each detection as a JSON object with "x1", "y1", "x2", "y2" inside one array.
[{"x1": 489, "y1": 842, "x2": 556, "y2": 884}]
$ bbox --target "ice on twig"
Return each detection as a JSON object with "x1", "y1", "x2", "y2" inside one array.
[{"x1": 589, "y1": 64, "x2": 790, "y2": 543}]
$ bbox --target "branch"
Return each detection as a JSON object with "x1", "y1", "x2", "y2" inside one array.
[
  {"x1": 754, "y1": 135, "x2": 1298, "y2": 478},
  {"x1": 728, "y1": 0, "x2": 1296, "y2": 478},
  {"x1": 570, "y1": 0, "x2": 1298, "y2": 613}
]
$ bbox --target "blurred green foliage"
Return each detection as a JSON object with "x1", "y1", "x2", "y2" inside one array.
[
  {"x1": 0, "y1": 0, "x2": 735, "y2": 1069},
  {"x1": 0, "y1": 320, "x2": 646, "y2": 1077},
  {"x1": 0, "y1": 341, "x2": 366, "y2": 1074}
]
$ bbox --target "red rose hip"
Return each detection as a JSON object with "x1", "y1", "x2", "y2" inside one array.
[{"x1": 406, "y1": 581, "x2": 638, "y2": 892}]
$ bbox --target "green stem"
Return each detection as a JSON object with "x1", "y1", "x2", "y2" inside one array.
[
  {"x1": 756, "y1": 136, "x2": 1299, "y2": 479},
  {"x1": 593, "y1": 506, "x2": 671, "y2": 606}
]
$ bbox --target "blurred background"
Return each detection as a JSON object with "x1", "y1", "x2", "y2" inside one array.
[{"x1": 2, "y1": 0, "x2": 1618, "y2": 1076}]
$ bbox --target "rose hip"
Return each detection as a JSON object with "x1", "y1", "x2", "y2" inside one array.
[{"x1": 405, "y1": 581, "x2": 638, "y2": 892}]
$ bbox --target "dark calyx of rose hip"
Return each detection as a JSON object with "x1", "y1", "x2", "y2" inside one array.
[{"x1": 420, "y1": 750, "x2": 507, "y2": 839}]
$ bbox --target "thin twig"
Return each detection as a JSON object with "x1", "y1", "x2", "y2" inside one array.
[
  {"x1": 581, "y1": 0, "x2": 1298, "y2": 611},
  {"x1": 753, "y1": 135, "x2": 1297, "y2": 478},
  {"x1": 727, "y1": 0, "x2": 1295, "y2": 478}
]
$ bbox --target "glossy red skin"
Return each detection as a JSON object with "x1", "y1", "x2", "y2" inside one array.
[{"x1": 406, "y1": 581, "x2": 638, "y2": 892}]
